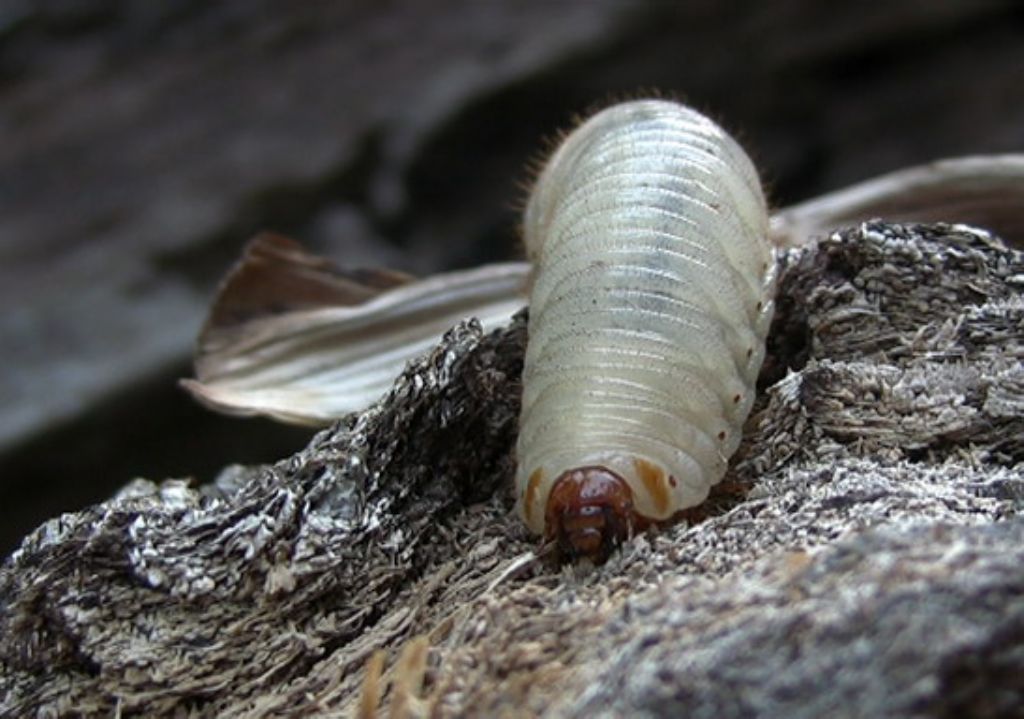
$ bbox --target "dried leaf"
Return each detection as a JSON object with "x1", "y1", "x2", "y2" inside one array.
[
  {"x1": 770, "y1": 154, "x2": 1024, "y2": 248},
  {"x1": 183, "y1": 155, "x2": 1024, "y2": 426}
]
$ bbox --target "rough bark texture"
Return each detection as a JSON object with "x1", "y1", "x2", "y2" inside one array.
[
  {"x1": 2, "y1": 222, "x2": 1022, "y2": 718},
  {"x1": 4, "y1": 0, "x2": 1024, "y2": 556}
]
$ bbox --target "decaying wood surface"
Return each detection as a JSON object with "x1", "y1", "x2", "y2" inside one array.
[{"x1": 2, "y1": 221, "x2": 1023, "y2": 718}]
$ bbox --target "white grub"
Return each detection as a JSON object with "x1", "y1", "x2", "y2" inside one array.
[{"x1": 515, "y1": 99, "x2": 776, "y2": 533}]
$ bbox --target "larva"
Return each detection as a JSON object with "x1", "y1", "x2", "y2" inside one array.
[{"x1": 515, "y1": 99, "x2": 775, "y2": 561}]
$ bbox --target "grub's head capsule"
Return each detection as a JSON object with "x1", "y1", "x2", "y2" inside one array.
[{"x1": 542, "y1": 467, "x2": 641, "y2": 563}]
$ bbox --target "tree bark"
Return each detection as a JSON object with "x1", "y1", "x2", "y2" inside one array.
[{"x1": 2, "y1": 221, "x2": 1023, "y2": 717}]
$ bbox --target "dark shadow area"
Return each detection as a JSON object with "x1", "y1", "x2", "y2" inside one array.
[{"x1": 0, "y1": 364, "x2": 313, "y2": 557}]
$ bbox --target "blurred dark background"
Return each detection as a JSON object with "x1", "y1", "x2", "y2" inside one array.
[{"x1": 2, "y1": 0, "x2": 1023, "y2": 556}]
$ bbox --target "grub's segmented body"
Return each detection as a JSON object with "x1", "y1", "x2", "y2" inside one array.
[{"x1": 515, "y1": 99, "x2": 776, "y2": 560}]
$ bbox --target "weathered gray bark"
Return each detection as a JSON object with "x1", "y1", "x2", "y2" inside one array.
[{"x1": 2, "y1": 221, "x2": 1023, "y2": 718}]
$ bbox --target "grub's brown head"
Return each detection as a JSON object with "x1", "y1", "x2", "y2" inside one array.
[{"x1": 544, "y1": 467, "x2": 638, "y2": 563}]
